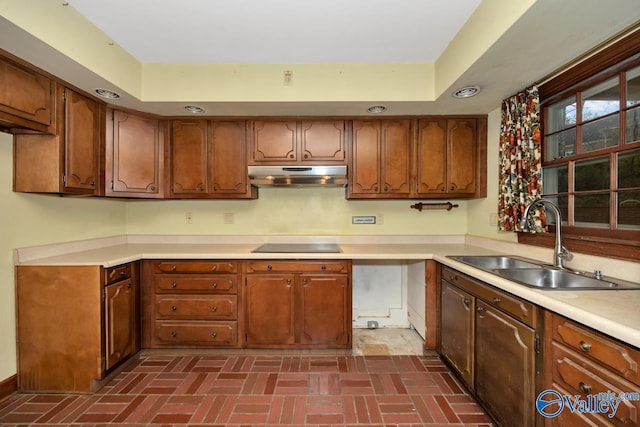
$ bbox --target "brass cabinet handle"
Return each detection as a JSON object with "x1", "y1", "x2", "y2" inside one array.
[
  {"x1": 171, "y1": 331, "x2": 177, "y2": 337},
  {"x1": 303, "y1": 278, "x2": 308, "y2": 284},
  {"x1": 126, "y1": 283, "x2": 131, "y2": 289},
  {"x1": 492, "y1": 297, "x2": 501, "y2": 305},
  {"x1": 579, "y1": 382, "x2": 592, "y2": 394},
  {"x1": 321, "y1": 265, "x2": 327, "y2": 271},
  {"x1": 150, "y1": 185, "x2": 156, "y2": 191},
  {"x1": 171, "y1": 282, "x2": 177, "y2": 288},
  {"x1": 171, "y1": 265, "x2": 177, "y2": 271},
  {"x1": 463, "y1": 298, "x2": 471, "y2": 309},
  {"x1": 476, "y1": 306, "x2": 485, "y2": 314},
  {"x1": 579, "y1": 340, "x2": 592, "y2": 352},
  {"x1": 211, "y1": 306, "x2": 217, "y2": 312},
  {"x1": 211, "y1": 282, "x2": 217, "y2": 288},
  {"x1": 171, "y1": 305, "x2": 177, "y2": 311},
  {"x1": 211, "y1": 332, "x2": 217, "y2": 338},
  {"x1": 211, "y1": 265, "x2": 217, "y2": 271},
  {"x1": 286, "y1": 279, "x2": 292, "y2": 285},
  {"x1": 267, "y1": 265, "x2": 272, "y2": 271}
]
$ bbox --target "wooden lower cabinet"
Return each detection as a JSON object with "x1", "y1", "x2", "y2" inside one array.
[
  {"x1": 544, "y1": 312, "x2": 640, "y2": 427},
  {"x1": 438, "y1": 265, "x2": 542, "y2": 427},
  {"x1": 141, "y1": 260, "x2": 240, "y2": 348},
  {"x1": 16, "y1": 262, "x2": 139, "y2": 393},
  {"x1": 244, "y1": 260, "x2": 352, "y2": 348}
]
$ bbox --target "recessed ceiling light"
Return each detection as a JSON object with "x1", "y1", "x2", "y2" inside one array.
[
  {"x1": 95, "y1": 88, "x2": 121, "y2": 99},
  {"x1": 453, "y1": 86, "x2": 480, "y2": 98},
  {"x1": 367, "y1": 105, "x2": 386, "y2": 114},
  {"x1": 184, "y1": 105, "x2": 205, "y2": 114}
]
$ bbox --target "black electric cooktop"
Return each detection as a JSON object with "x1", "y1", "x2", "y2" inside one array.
[{"x1": 251, "y1": 243, "x2": 342, "y2": 253}]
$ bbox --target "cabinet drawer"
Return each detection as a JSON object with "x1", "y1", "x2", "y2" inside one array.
[
  {"x1": 552, "y1": 342, "x2": 640, "y2": 427},
  {"x1": 246, "y1": 260, "x2": 349, "y2": 273},
  {"x1": 442, "y1": 266, "x2": 537, "y2": 328},
  {"x1": 553, "y1": 316, "x2": 640, "y2": 387},
  {"x1": 155, "y1": 321, "x2": 237, "y2": 346},
  {"x1": 155, "y1": 276, "x2": 237, "y2": 294},
  {"x1": 154, "y1": 260, "x2": 237, "y2": 274},
  {"x1": 155, "y1": 295, "x2": 237, "y2": 319},
  {"x1": 104, "y1": 264, "x2": 132, "y2": 285},
  {"x1": 550, "y1": 382, "x2": 614, "y2": 427}
]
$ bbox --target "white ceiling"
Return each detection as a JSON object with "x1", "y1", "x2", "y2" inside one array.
[
  {"x1": 2, "y1": 0, "x2": 640, "y2": 116},
  {"x1": 65, "y1": 0, "x2": 482, "y2": 64}
]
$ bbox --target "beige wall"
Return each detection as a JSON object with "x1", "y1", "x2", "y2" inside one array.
[
  {"x1": 0, "y1": 132, "x2": 127, "y2": 380},
  {"x1": 467, "y1": 107, "x2": 518, "y2": 243}
]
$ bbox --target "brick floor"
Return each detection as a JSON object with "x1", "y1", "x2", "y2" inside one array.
[{"x1": 0, "y1": 354, "x2": 494, "y2": 426}]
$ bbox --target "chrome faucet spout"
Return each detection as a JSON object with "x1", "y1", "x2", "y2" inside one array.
[{"x1": 520, "y1": 199, "x2": 572, "y2": 269}]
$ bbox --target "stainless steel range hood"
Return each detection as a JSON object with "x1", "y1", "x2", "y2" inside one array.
[{"x1": 248, "y1": 165, "x2": 347, "y2": 187}]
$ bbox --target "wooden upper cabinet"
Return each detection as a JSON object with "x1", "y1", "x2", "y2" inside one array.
[
  {"x1": 414, "y1": 117, "x2": 487, "y2": 198},
  {"x1": 0, "y1": 55, "x2": 55, "y2": 133},
  {"x1": 64, "y1": 89, "x2": 101, "y2": 192},
  {"x1": 416, "y1": 118, "x2": 447, "y2": 194},
  {"x1": 349, "y1": 119, "x2": 411, "y2": 198},
  {"x1": 299, "y1": 120, "x2": 346, "y2": 162},
  {"x1": 106, "y1": 109, "x2": 165, "y2": 198},
  {"x1": 13, "y1": 85, "x2": 102, "y2": 195},
  {"x1": 170, "y1": 120, "x2": 256, "y2": 199},
  {"x1": 250, "y1": 120, "x2": 346, "y2": 165},
  {"x1": 171, "y1": 119, "x2": 208, "y2": 194}
]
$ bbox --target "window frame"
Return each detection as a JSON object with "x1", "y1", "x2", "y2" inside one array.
[{"x1": 518, "y1": 30, "x2": 640, "y2": 262}]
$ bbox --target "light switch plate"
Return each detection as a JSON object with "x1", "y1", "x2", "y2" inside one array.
[{"x1": 352, "y1": 216, "x2": 376, "y2": 224}]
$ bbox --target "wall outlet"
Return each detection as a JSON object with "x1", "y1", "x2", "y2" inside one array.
[
  {"x1": 377, "y1": 213, "x2": 384, "y2": 225},
  {"x1": 185, "y1": 212, "x2": 193, "y2": 224},
  {"x1": 283, "y1": 70, "x2": 293, "y2": 86},
  {"x1": 367, "y1": 320, "x2": 379, "y2": 329},
  {"x1": 223, "y1": 212, "x2": 234, "y2": 224}
]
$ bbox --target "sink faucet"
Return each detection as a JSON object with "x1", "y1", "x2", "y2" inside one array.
[{"x1": 520, "y1": 199, "x2": 573, "y2": 269}]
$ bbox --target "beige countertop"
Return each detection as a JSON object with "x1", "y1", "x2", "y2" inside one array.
[{"x1": 14, "y1": 234, "x2": 640, "y2": 348}]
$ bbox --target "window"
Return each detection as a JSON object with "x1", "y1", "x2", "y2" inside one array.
[{"x1": 519, "y1": 31, "x2": 640, "y2": 261}]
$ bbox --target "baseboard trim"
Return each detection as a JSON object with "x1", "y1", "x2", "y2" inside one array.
[{"x1": 0, "y1": 374, "x2": 17, "y2": 404}]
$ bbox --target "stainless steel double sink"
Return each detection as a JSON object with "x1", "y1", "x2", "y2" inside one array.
[{"x1": 447, "y1": 255, "x2": 640, "y2": 290}]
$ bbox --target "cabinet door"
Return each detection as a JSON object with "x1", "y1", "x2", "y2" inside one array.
[
  {"x1": 439, "y1": 281, "x2": 474, "y2": 388},
  {"x1": 447, "y1": 119, "x2": 477, "y2": 194},
  {"x1": 251, "y1": 120, "x2": 297, "y2": 163},
  {"x1": 0, "y1": 57, "x2": 54, "y2": 131},
  {"x1": 210, "y1": 121, "x2": 251, "y2": 194},
  {"x1": 380, "y1": 120, "x2": 411, "y2": 194},
  {"x1": 104, "y1": 278, "x2": 135, "y2": 370},
  {"x1": 244, "y1": 275, "x2": 295, "y2": 346},
  {"x1": 108, "y1": 110, "x2": 164, "y2": 198},
  {"x1": 299, "y1": 275, "x2": 350, "y2": 347},
  {"x1": 350, "y1": 120, "x2": 380, "y2": 194},
  {"x1": 171, "y1": 119, "x2": 208, "y2": 194},
  {"x1": 63, "y1": 89, "x2": 100, "y2": 193},
  {"x1": 415, "y1": 118, "x2": 447, "y2": 194},
  {"x1": 475, "y1": 300, "x2": 536, "y2": 427},
  {"x1": 300, "y1": 120, "x2": 346, "y2": 163}
]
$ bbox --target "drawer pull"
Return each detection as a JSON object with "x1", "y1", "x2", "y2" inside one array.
[
  {"x1": 171, "y1": 305, "x2": 177, "y2": 311},
  {"x1": 579, "y1": 340, "x2": 592, "y2": 353},
  {"x1": 211, "y1": 282, "x2": 217, "y2": 288},
  {"x1": 303, "y1": 278, "x2": 308, "y2": 284},
  {"x1": 126, "y1": 283, "x2": 131, "y2": 289},
  {"x1": 321, "y1": 265, "x2": 327, "y2": 271},
  {"x1": 171, "y1": 331, "x2": 177, "y2": 337},
  {"x1": 463, "y1": 298, "x2": 471, "y2": 309},
  {"x1": 211, "y1": 265, "x2": 217, "y2": 271},
  {"x1": 476, "y1": 306, "x2": 485, "y2": 314},
  {"x1": 171, "y1": 282, "x2": 177, "y2": 288},
  {"x1": 579, "y1": 382, "x2": 592, "y2": 394},
  {"x1": 211, "y1": 332, "x2": 217, "y2": 338},
  {"x1": 286, "y1": 279, "x2": 292, "y2": 285},
  {"x1": 492, "y1": 297, "x2": 501, "y2": 305},
  {"x1": 267, "y1": 265, "x2": 272, "y2": 271},
  {"x1": 211, "y1": 306, "x2": 217, "y2": 312},
  {"x1": 120, "y1": 270, "x2": 126, "y2": 276},
  {"x1": 171, "y1": 265, "x2": 176, "y2": 271}
]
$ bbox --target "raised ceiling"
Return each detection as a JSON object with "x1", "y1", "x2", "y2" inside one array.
[{"x1": 1, "y1": 0, "x2": 640, "y2": 116}]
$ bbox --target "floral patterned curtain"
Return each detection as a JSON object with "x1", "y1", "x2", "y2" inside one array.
[{"x1": 498, "y1": 85, "x2": 544, "y2": 232}]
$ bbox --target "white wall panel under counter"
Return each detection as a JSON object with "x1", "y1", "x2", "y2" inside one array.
[{"x1": 352, "y1": 260, "x2": 410, "y2": 329}]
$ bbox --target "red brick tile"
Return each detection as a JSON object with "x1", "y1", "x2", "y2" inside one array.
[
  {"x1": 306, "y1": 413, "x2": 344, "y2": 424},
  {"x1": 435, "y1": 394, "x2": 460, "y2": 423}
]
